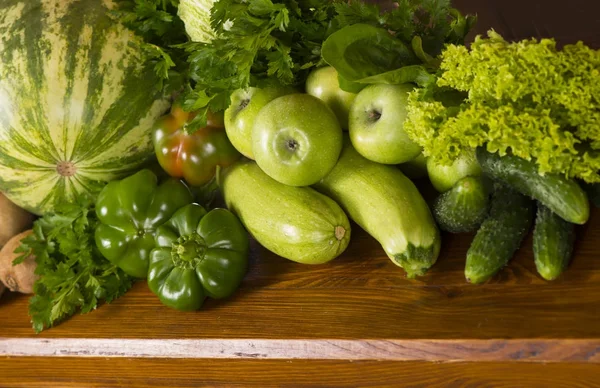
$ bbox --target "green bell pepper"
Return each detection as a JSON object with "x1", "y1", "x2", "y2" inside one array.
[
  {"x1": 148, "y1": 203, "x2": 249, "y2": 311},
  {"x1": 95, "y1": 169, "x2": 194, "y2": 278}
]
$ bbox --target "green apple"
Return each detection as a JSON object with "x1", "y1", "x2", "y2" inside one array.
[
  {"x1": 305, "y1": 66, "x2": 356, "y2": 129},
  {"x1": 348, "y1": 83, "x2": 421, "y2": 164},
  {"x1": 427, "y1": 150, "x2": 482, "y2": 193},
  {"x1": 224, "y1": 86, "x2": 295, "y2": 159},
  {"x1": 252, "y1": 94, "x2": 343, "y2": 186}
]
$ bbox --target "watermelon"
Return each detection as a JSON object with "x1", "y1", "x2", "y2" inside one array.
[{"x1": 0, "y1": 0, "x2": 171, "y2": 215}]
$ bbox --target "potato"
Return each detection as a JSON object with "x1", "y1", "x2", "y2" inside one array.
[
  {"x1": 0, "y1": 193, "x2": 35, "y2": 247},
  {"x1": 0, "y1": 230, "x2": 37, "y2": 294}
]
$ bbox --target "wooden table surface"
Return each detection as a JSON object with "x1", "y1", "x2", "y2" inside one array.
[{"x1": 2, "y1": 1, "x2": 600, "y2": 386}]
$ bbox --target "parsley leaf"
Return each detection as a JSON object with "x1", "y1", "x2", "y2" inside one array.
[
  {"x1": 113, "y1": 0, "x2": 190, "y2": 94},
  {"x1": 333, "y1": 1, "x2": 382, "y2": 27},
  {"x1": 16, "y1": 192, "x2": 133, "y2": 333}
]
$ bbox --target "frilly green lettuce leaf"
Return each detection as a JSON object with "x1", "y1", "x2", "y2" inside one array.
[{"x1": 405, "y1": 31, "x2": 600, "y2": 183}]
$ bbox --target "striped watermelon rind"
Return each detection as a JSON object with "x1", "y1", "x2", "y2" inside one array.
[{"x1": 0, "y1": 0, "x2": 171, "y2": 215}]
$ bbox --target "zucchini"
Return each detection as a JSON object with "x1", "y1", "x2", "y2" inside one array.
[
  {"x1": 465, "y1": 185, "x2": 534, "y2": 284},
  {"x1": 533, "y1": 203, "x2": 575, "y2": 281},
  {"x1": 220, "y1": 161, "x2": 351, "y2": 264},
  {"x1": 314, "y1": 139, "x2": 440, "y2": 278},
  {"x1": 476, "y1": 148, "x2": 589, "y2": 224},
  {"x1": 432, "y1": 176, "x2": 490, "y2": 233}
]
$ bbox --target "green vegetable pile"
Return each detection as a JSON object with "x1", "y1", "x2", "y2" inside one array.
[
  {"x1": 1, "y1": 0, "x2": 599, "y2": 333},
  {"x1": 18, "y1": 168, "x2": 248, "y2": 332},
  {"x1": 405, "y1": 30, "x2": 600, "y2": 284}
]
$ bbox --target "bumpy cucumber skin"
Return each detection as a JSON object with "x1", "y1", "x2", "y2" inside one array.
[
  {"x1": 533, "y1": 204, "x2": 575, "y2": 281},
  {"x1": 433, "y1": 176, "x2": 490, "y2": 233},
  {"x1": 220, "y1": 161, "x2": 351, "y2": 264},
  {"x1": 465, "y1": 185, "x2": 534, "y2": 284},
  {"x1": 315, "y1": 140, "x2": 440, "y2": 278},
  {"x1": 476, "y1": 148, "x2": 589, "y2": 224}
]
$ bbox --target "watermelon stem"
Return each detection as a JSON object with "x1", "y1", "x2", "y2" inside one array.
[{"x1": 56, "y1": 161, "x2": 77, "y2": 177}]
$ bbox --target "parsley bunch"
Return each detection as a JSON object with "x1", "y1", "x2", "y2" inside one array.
[
  {"x1": 116, "y1": 0, "x2": 474, "y2": 130},
  {"x1": 178, "y1": 0, "x2": 338, "y2": 129},
  {"x1": 16, "y1": 194, "x2": 133, "y2": 333}
]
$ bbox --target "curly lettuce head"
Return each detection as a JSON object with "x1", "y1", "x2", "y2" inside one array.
[{"x1": 405, "y1": 30, "x2": 600, "y2": 182}]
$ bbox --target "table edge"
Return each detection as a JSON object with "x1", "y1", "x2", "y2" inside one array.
[{"x1": 1, "y1": 338, "x2": 598, "y2": 363}]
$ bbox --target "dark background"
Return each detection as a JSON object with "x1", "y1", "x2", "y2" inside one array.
[
  {"x1": 369, "y1": 0, "x2": 600, "y2": 47},
  {"x1": 453, "y1": 0, "x2": 600, "y2": 47}
]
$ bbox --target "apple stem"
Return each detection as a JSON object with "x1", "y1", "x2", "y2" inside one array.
[
  {"x1": 239, "y1": 99, "x2": 250, "y2": 110},
  {"x1": 334, "y1": 226, "x2": 346, "y2": 241},
  {"x1": 368, "y1": 110, "x2": 382, "y2": 122}
]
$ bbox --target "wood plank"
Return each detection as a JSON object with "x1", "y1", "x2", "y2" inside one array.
[
  {"x1": 1, "y1": 338, "x2": 599, "y2": 362},
  {"x1": 2, "y1": 210, "x2": 599, "y2": 344},
  {"x1": 3, "y1": 280, "x2": 600, "y2": 340},
  {"x1": 1, "y1": 358, "x2": 600, "y2": 388}
]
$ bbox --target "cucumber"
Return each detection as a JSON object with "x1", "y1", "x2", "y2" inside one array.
[
  {"x1": 314, "y1": 139, "x2": 440, "y2": 278},
  {"x1": 533, "y1": 204, "x2": 575, "y2": 281},
  {"x1": 427, "y1": 150, "x2": 481, "y2": 193},
  {"x1": 432, "y1": 176, "x2": 490, "y2": 233},
  {"x1": 476, "y1": 148, "x2": 589, "y2": 224},
  {"x1": 465, "y1": 185, "x2": 534, "y2": 284},
  {"x1": 220, "y1": 161, "x2": 351, "y2": 264}
]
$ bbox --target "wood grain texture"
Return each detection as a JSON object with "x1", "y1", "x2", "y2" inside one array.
[
  {"x1": 1, "y1": 210, "x2": 599, "y2": 348},
  {"x1": 1, "y1": 358, "x2": 600, "y2": 388},
  {"x1": 3, "y1": 280, "x2": 600, "y2": 340},
  {"x1": 1, "y1": 209, "x2": 596, "y2": 380}
]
